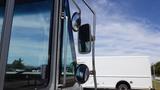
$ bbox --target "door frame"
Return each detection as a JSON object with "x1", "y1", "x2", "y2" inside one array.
[{"x1": 0, "y1": 0, "x2": 15, "y2": 89}]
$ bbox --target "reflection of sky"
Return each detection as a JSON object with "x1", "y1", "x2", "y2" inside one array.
[
  {"x1": 12, "y1": 27, "x2": 49, "y2": 42},
  {"x1": 0, "y1": 7, "x2": 5, "y2": 40},
  {"x1": 7, "y1": 1, "x2": 51, "y2": 66},
  {"x1": 70, "y1": 0, "x2": 160, "y2": 63}
]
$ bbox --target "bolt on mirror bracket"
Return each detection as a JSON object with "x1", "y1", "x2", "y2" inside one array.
[
  {"x1": 91, "y1": 36, "x2": 95, "y2": 41},
  {"x1": 89, "y1": 70, "x2": 96, "y2": 75}
]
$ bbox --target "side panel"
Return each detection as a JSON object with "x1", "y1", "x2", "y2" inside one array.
[
  {"x1": 78, "y1": 56, "x2": 152, "y2": 77},
  {"x1": 84, "y1": 76, "x2": 152, "y2": 89},
  {"x1": 78, "y1": 56, "x2": 153, "y2": 89}
]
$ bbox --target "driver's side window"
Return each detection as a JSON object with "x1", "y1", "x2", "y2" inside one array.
[
  {"x1": 4, "y1": 1, "x2": 52, "y2": 90},
  {"x1": 60, "y1": 11, "x2": 75, "y2": 86}
]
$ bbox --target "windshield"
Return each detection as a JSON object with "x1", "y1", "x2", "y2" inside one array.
[{"x1": 4, "y1": 0, "x2": 53, "y2": 90}]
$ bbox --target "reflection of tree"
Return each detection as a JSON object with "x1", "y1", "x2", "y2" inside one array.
[
  {"x1": 7, "y1": 58, "x2": 43, "y2": 72},
  {"x1": 12, "y1": 58, "x2": 25, "y2": 69},
  {"x1": 66, "y1": 62, "x2": 74, "y2": 73},
  {"x1": 7, "y1": 58, "x2": 25, "y2": 71}
]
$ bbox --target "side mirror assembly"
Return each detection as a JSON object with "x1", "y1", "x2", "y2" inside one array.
[
  {"x1": 72, "y1": 12, "x2": 81, "y2": 32},
  {"x1": 75, "y1": 64, "x2": 90, "y2": 84},
  {"x1": 78, "y1": 24, "x2": 91, "y2": 54}
]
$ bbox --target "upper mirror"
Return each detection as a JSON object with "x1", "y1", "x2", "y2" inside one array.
[
  {"x1": 72, "y1": 12, "x2": 81, "y2": 32},
  {"x1": 78, "y1": 24, "x2": 91, "y2": 54}
]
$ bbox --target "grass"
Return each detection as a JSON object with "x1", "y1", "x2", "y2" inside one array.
[{"x1": 153, "y1": 80, "x2": 160, "y2": 90}]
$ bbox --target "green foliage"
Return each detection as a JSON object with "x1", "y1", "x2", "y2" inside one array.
[
  {"x1": 152, "y1": 61, "x2": 160, "y2": 76},
  {"x1": 155, "y1": 62, "x2": 160, "y2": 76}
]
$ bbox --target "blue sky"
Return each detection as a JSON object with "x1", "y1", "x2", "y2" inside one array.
[
  {"x1": 121, "y1": 0, "x2": 160, "y2": 24},
  {"x1": 94, "y1": 0, "x2": 160, "y2": 63},
  {"x1": 71, "y1": 0, "x2": 160, "y2": 63}
]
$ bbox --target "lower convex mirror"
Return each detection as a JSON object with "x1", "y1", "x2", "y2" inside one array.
[{"x1": 75, "y1": 64, "x2": 90, "y2": 84}]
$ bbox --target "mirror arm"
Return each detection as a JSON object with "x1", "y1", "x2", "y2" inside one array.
[
  {"x1": 71, "y1": 0, "x2": 81, "y2": 14},
  {"x1": 82, "y1": 0, "x2": 97, "y2": 90},
  {"x1": 81, "y1": 0, "x2": 96, "y2": 35}
]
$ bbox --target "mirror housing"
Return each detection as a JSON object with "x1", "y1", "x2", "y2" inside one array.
[
  {"x1": 78, "y1": 24, "x2": 91, "y2": 54},
  {"x1": 75, "y1": 64, "x2": 90, "y2": 84},
  {"x1": 72, "y1": 12, "x2": 81, "y2": 32}
]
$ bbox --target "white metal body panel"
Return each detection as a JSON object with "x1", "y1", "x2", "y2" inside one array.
[
  {"x1": 62, "y1": 83, "x2": 82, "y2": 90},
  {"x1": 77, "y1": 56, "x2": 153, "y2": 89}
]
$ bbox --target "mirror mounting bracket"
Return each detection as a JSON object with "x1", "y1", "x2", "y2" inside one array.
[
  {"x1": 90, "y1": 70, "x2": 96, "y2": 75},
  {"x1": 91, "y1": 36, "x2": 95, "y2": 41}
]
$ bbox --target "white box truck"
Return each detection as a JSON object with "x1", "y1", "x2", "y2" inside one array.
[{"x1": 77, "y1": 56, "x2": 154, "y2": 90}]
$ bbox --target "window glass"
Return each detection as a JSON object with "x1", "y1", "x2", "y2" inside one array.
[
  {"x1": 60, "y1": 15, "x2": 75, "y2": 84},
  {"x1": 4, "y1": 0, "x2": 52, "y2": 90},
  {"x1": 0, "y1": 2, "x2": 5, "y2": 42}
]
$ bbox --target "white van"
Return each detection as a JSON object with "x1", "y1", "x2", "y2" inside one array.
[{"x1": 78, "y1": 56, "x2": 154, "y2": 90}]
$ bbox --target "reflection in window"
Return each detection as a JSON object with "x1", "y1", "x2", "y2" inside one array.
[
  {"x1": 0, "y1": 2, "x2": 5, "y2": 42},
  {"x1": 4, "y1": 0, "x2": 52, "y2": 90}
]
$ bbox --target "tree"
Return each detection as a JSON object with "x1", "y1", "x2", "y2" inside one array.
[
  {"x1": 152, "y1": 61, "x2": 160, "y2": 76},
  {"x1": 12, "y1": 58, "x2": 25, "y2": 69},
  {"x1": 155, "y1": 62, "x2": 160, "y2": 76}
]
